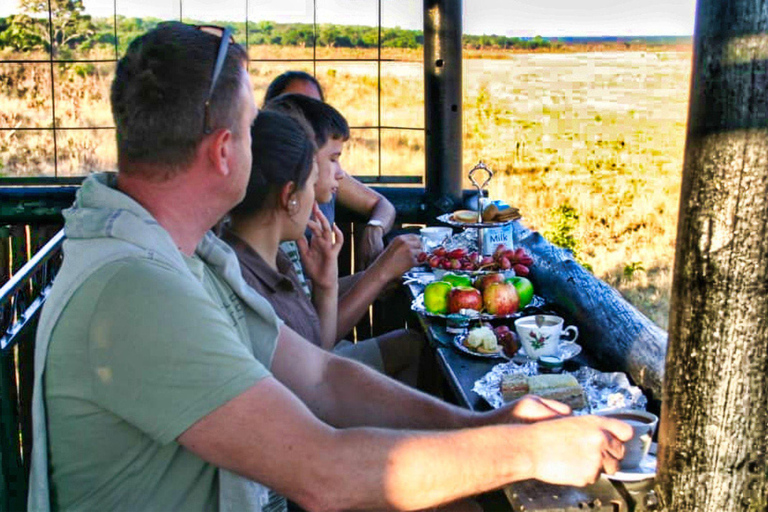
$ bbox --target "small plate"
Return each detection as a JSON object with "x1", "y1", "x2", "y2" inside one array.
[
  {"x1": 512, "y1": 342, "x2": 582, "y2": 363},
  {"x1": 453, "y1": 333, "x2": 509, "y2": 360},
  {"x1": 605, "y1": 453, "x2": 657, "y2": 482}
]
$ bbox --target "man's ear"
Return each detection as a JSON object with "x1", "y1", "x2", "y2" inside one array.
[{"x1": 206, "y1": 129, "x2": 233, "y2": 177}]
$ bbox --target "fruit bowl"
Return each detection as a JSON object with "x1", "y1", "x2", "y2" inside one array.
[{"x1": 410, "y1": 293, "x2": 543, "y2": 321}]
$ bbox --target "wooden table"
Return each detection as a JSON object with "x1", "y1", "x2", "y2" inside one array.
[{"x1": 407, "y1": 283, "x2": 657, "y2": 512}]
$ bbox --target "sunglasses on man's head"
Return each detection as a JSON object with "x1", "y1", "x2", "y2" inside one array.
[{"x1": 196, "y1": 25, "x2": 236, "y2": 135}]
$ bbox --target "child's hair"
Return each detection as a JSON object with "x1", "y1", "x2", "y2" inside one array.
[
  {"x1": 230, "y1": 110, "x2": 316, "y2": 217},
  {"x1": 264, "y1": 93, "x2": 349, "y2": 149},
  {"x1": 264, "y1": 70, "x2": 325, "y2": 103}
]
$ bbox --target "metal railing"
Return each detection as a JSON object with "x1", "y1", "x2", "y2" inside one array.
[{"x1": 0, "y1": 229, "x2": 64, "y2": 512}]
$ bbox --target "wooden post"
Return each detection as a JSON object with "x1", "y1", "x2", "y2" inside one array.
[{"x1": 656, "y1": 0, "x2": 768, "y2": 509}]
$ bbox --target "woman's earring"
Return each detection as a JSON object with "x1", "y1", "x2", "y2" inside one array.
[{"x1": 289, "y1": 199, "x2": 298, "y2": 208}]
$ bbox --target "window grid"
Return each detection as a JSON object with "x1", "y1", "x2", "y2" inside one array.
[{"x1": 0, "y1": 0, "x2": 424, "y2": 182}]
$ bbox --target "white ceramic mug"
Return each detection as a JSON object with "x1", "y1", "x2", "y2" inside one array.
[
  {"x1": 597, "y1": 409, "x2": 658, "y2": 469},
  {"x1": 420, "y1": 226, "x2": 452, "y2": 252},
  {"x1": 513, "y1": 315, "x2": 579, "y2": 360}
]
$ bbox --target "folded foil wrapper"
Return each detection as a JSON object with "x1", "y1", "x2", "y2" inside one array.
[{"x1": 472, "y1": 362, "x2": 647, "y2": 413}]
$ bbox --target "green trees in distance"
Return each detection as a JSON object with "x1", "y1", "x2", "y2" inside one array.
[
  {"x1": 0, "y1": 8, "x2": 559, "y2": 54},
  {"x1": 0, "y1": 0, "x2": 97, "y2": 54},
  {"x1": 1, "y1": 4, "x2": 691, "y2": 55}
]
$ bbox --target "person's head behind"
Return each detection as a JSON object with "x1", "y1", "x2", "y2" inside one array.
[
  {"x1": 230, "y1": 110, "x2": 317, "y2": 238},
  {"x1": 111, "y1": 22, "x2": 249, "y2": 180},
  {"x1": 264, "y1": 70, "x2": 324, "y2": 103},
  {"x1": 264, "y1": 94, "x2": 349, "y2": 203}
]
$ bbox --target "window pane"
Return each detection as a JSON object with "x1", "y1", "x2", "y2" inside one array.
[
  {"x1": 315, "y1": 0, "x2": 377, "y2": 59},
  {"x1": 55, "y1": 128, "x2": 117, "y2": 176},
  {"x1": 249, "y1": 0, "x2": 314, "y2": 60},
  {"x1": 52, "y1": 5, "x2": 116, "y2": 61},
  {"x1": 53, "y1": 63, "x2": 115, "y2": 128},
  {"x1": 380, "y1": 128, "x2": 424, "y2": 179},
  {"x1": 316, "y1": 61, "x2": 377, "y2": 127},
  {"x1": 380, "y1": 61, "x2": 423, "y2": 128},
  {"x1": 344, "y1": 128, "x2": 378, "y2": 178},
  {"x1": 0, "y1": 130, "x2": 56, "y2": 177},
  {"x1": 381, "y1": 0, "x2": 422, "y2": 61},
  {"x1": 0, "y1": 63, "x2": 53, "y2": 129},
  {"x1": 0, "y1": 4, "x2": 51, "y2": 61},
  {"x1": 249, "y1": 61, "x2": 315, "y2": 105},
  {"x1": 116, "y1": 0, "x2": 181, "y2": 55}
]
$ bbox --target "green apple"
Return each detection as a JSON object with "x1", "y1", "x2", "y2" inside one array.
[
  {"x1": 506, "y1": 276, "x2": 534, "y2": 308},
  {"x1": 440, "y1": 272, "x2": 473, "y2": 288},
  {"x1": 423, "y1": 281, "x2": 453, "y2": 314}
]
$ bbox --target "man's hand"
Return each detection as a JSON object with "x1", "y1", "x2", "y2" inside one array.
[
  {"x1": 526, "y1": 415, "x2": 633, "y2": 486},
  {"x1": 360, "y1": 224, "x2": 385, "y2": 269},
  {"x1": 370, "y1": 234, "x2": 422, "y2": 283},
  {"x1": 298, "y1": 203, "x2": 343, "y2": 291}
]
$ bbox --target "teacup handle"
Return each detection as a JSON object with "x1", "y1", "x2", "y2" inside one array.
[{"x1": 560, "y1": 325, "x2": 579, "y2": 343}]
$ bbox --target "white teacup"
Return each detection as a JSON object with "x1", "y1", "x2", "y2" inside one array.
[
  {"x1": 596, "y1": 409, "x2": 658, "y2": 469},
  {"x1": 513, "y1": 315, "x2": 579, "y2": 360},
  {"x1": 420, "y1": 226, "x2": 452, "y2": 252}
]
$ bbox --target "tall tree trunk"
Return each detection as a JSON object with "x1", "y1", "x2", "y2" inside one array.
[{"x1": 656, "y1": 0, "x2": 768, "y2": 510}]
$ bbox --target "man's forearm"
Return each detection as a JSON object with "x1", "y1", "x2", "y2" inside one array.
[
  {"x1": 368, "y1": 194, "x2": 396, "y2": 232},
  {"x1": 312, "y1": 423, "x2": 535, "y2": 511}
]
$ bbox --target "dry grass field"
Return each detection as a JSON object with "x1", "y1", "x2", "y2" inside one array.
[{"x1": 0, "y1": 46, "x2": 693, "y2": 328}]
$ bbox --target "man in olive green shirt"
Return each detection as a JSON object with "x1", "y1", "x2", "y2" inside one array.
[{"x1": 29, "y1": 21, "x2": 632, "y2": 512}]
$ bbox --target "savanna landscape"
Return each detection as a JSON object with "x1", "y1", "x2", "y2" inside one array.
[{"x1": 0, "y1": 8, "x2": 693, "y2": 329}]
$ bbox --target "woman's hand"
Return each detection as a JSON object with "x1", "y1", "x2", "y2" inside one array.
[{"x1": 298, "y1": 203, "x2": 344, "y2": 292}]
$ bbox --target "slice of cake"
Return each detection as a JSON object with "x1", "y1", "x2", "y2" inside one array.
[
  {"x1": 500, "y1": 373, "x2": 529, "y2": 402},
  {"x1": 527, "y1": 374, "x2": 587, "y2": 410}
]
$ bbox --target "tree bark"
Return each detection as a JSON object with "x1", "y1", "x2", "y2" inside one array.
[{"x1": 656, "y1": 0, "x2": 768, "y2": 509}]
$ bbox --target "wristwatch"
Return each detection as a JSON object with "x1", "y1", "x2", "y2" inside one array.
[{"x1": 366, "y1": 219, "x2": 385, "y2": 230}]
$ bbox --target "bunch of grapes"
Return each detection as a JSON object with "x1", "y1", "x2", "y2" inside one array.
[{"x1": 417, "y1": 244, "x2": 534, "y2": 276}]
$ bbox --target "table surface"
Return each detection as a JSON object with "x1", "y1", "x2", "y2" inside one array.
[{"x1": 406, "y1": 282, "x2": 655, "y2": 512}]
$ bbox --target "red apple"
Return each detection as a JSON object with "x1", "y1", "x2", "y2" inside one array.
[
  {"x1": 506, "y1": 276, "x2": 534, "y2": 308},
  {"x1": 483, "y1": 282, "x2": 520, "y2": 316},
  {"x1": 474, "y1": 272, "x2": 506, "y2": 291},
  {"x1": 448, "y1": 286, "x2": 483, "y2": 314}
]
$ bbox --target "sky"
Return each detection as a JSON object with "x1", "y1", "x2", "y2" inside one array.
[{"x1": 1, "y1": 0, "x2": 697, "y2": 37}]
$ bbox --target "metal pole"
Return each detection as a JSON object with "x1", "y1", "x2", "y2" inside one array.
[{"x1": 423, "y1": 0, "x2": 463, "y2": 214}]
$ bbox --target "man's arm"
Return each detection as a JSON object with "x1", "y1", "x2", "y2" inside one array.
[
  {"x1": 336, "y1": 174, "x2": 396, "y2": 267},
  {"x1": 179, "y1": 326, "x2": 632, "y2": 512}
]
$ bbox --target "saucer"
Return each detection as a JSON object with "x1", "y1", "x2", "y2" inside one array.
[
  {"x1": 512, "y1": 342, "x2": 582, "y2": 363},
  {"x1": 605, "y1": 453, "x2": 657, "y2": 482}
]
